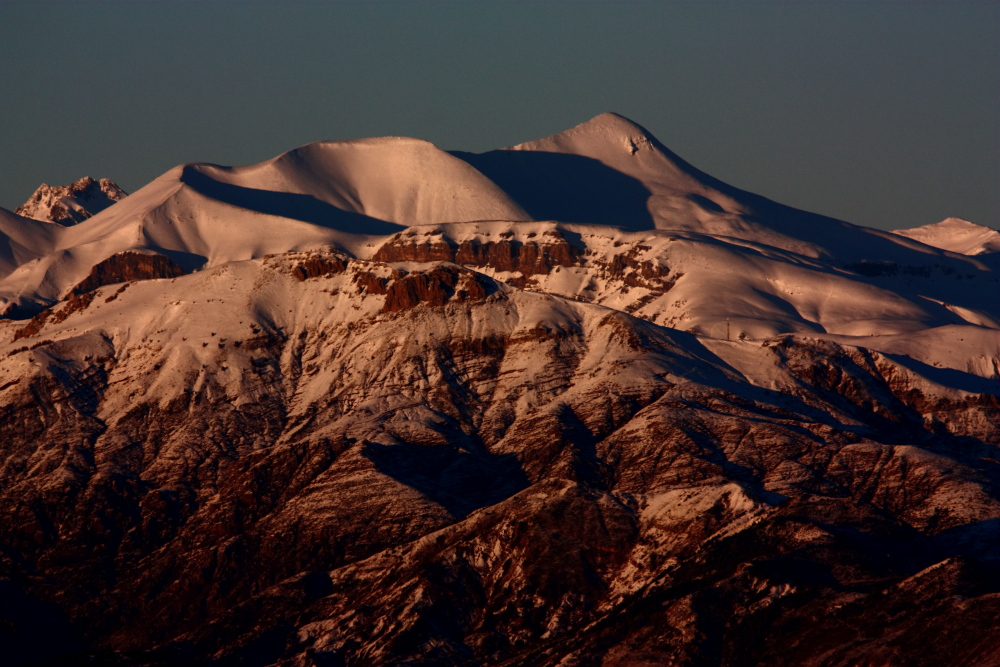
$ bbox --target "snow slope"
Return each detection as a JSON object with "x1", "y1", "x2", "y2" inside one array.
[
  {"x1": 372, "y1": 220, "x2": 1000, "y2": 346},
  {"x1": 0, "y1": 206, "x2": 62, "y2": 283},
  {"x1": 0, "y1": 137, "x2": 538, "y2": 310},
  {"x1": 893, "y1": 217, "x2": 1000, "y2": 256},
  {"x1": 199, "y1": 136, "x2": 530, "y2": 227},
  {"x1": 0, "y1": 113, "x2": 996, "y2": 366},
  {"x1": 455, "y1": 113, "x2": 947, "y2": 263}
]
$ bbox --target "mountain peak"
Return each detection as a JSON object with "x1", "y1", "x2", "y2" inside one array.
[
  {"x1": 893, "y1": 217, "x2": 1000, "y2": 255},
  {"x1": 16, "y1": 176, "x2": 127, "y2": 225},
  {"x1": 567, "y1": 111, "x2": 651, "y2": 135},
  {"x1": 511, "y1": 112, "x2": 656, "y2": 156}
]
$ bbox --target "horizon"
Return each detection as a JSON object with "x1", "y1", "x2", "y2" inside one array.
[{"x1": 2, "y1": 1, "x2": 997, "y2": 231}]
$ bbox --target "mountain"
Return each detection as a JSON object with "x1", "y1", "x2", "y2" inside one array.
[
  {"x1": 893, "y1": 217, "x2": 1000, "y2": 256},
  {"x1": 15, "y1": 177, "x2": 128, "y2": 226},
  {"x1": 0, "y1": 114, "x2": 999, "y2": 666},
  {"x1": 455, "y1": 113, "x2": 938, "y2": 261},
  {"x1": 1, "y1": 115, "x2": 994, "y2": 329},
  {"x1": 0, "y1": 206, "x2": 61, "y2": 294},
  {"x1": 0, "y1": 139, "x2": 531, "y2": 310}
]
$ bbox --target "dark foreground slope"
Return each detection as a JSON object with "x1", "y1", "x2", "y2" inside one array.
[{"x1": 0, "y1": 251, "x2": 998, "y2": 666}]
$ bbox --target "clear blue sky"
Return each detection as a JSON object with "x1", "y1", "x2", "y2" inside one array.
[{"x1": 1, "y1": 1, "x2": 997, "y2": 230}]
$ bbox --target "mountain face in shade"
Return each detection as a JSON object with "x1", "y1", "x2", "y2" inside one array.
[
  {"x1": 1, "y1": 114, "x2": 999, "y2": 666},
  {"x1": 15, "y1": 177, "x2": 128, "y2": 226}
]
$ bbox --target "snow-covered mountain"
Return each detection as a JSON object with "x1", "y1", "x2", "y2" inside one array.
[
  {"x1": 1, "y1": 114, "x2": 998, "y2": 666},
  {"x1": 0, "y1": 206, "x2": 61, "y2": 282},
  {"x1": 893, "y1": 217, "x2": 1000, "y2": 256},
  {"x1": 15, "y1": 176, "x2": 127, "y2": 226},
  {"x1": 1, "y1": 114, "x2": 995, "y2": 336}
]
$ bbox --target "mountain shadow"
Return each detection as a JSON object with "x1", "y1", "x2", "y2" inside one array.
[
  {"x1": 452, "y1": 150, "x2": 655, "y2": 231},
  {"x1": 180, "y1": 166, "x2": 406, "y2": 235},
  {"x1": 364, "y1": 441, "x2": 529, "y2": 517}
]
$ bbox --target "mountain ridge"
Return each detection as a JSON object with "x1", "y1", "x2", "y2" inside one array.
[
  {"x1": 0, "y1": 114, "x2": 991, "y2": 320},
  {"x1": 0, "y1": 114, "x2": 998, "y2": 665},
  {"x1": 893, "y1": 217, "x2": 1000, "y2": 256}
]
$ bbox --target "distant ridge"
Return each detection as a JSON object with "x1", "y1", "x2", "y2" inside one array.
[
  {"x1": 16, "y1": 176, "x2": 127, "y2": 225},
  {"x1": 0, "y1": 112, "x2": 994, "y2": 335},
  {"x1": 893, "y1": 217, "x2": 1000, "y2": 255}
]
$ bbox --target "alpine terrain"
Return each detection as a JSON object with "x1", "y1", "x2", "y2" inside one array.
[{"x1": 1, "y1": 113, "x2": 998, "y2": 666}]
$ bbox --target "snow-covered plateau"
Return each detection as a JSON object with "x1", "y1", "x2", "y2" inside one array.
[{"x1": 1, "y1": 113, "x2": 998, "y2": 666}]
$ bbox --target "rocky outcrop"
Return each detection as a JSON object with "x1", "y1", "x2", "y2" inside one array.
[
  {"x1": 290, "y1": 256, "x2": 347, "y2": 281},
  {"x1": 70, "y1": 251, "x2": 186, "y2": 296},
  {"x1": 374, "y1": 228, "x2": 582, "y2": 277},
  {"x1": 0, "y1": 252, "x2": 998, "y2": 666},
  {"x1": 352, "y1": 271, "x2": 389, "y2": 295},
  {"x1": 371, "y1": 226, "x2": 685, "y2": 315},
  {"x1": 383, "y1": 265, "x2": 491, "y2": 312},
  {"x1": 9, "y1": 252, "x2": 186, "y2": 340},
  {"x1": 15, "y1": 177, "x2": 127, "y2": 225},
  {"x1": 607, "y1": 244, "x2": 677, "y2": 291},
  {"x1": 12, "y1": 292, "x2": 96, "y2": 341}
]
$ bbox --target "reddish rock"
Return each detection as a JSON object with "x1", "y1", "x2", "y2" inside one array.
[
  {"x1": 71, "y1": 252, "x2": 186, "y2": 296},
  {"x1": 292, "y1": 256, "x2": 347, "y2": 281},
  {"x1": 373, "y1": 239, "x2": 456, "y2": 263},
  {"x1": 383, "y1": 265, "x2": 490, "y2": 312},
  {"x1": 375, "y1": 230, "x2": 581, "y2": 280},
  {"x1": 607, "y1": 247, "x2": 676, "y2": 292},
  {"x1": 353, "y1": 271, "x2": 389, "y2": 295},
  {"x1": 13, "y1": 292, "x2": 96, "y2": 341}
]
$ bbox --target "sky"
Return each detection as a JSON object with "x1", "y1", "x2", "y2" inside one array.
[{"x1": 1, "y1": 1, "x2": 997, "y2": 231}]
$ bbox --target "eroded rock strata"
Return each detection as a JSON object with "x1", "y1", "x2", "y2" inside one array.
[{"x1": 0, "y1": 250, "x2": 997, "y2": 666}]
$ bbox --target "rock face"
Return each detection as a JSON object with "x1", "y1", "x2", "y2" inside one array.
[
  {"x1": 0, "y1": 250, "x2": 997, "y2": 667},
  {"x1": 0, "y1": 115, "x2": 998, "y2": 665},
  {"x1": 15, "y1": 177, "x2": 128, "y2": 226},
  {"x1": 70, "y1": 251, "x2": 187, "y2": 296},
  {"x1": 374, "y1": 228, "x2": 582, "y2": 277},
  {"x1": 382, "y1": 264, "x2": 490, "y2": 312}
]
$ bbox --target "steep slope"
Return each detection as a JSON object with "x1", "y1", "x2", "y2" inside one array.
[
  {"x1": 0, "y1": 138, "x2": 529, "y2": 314},
  {"x1": 0, "y1": 207, "x2": 62, "y2": 286},
  {"x1": 0, "y1": 249, "x2": 998, "y2": 666},
  {"x1": 199, "y1": 136, "x2": 530, "y2": 227},
  {"x1": 16, "y1": 177, "x2": 128, "y2": 226},
  {"x1": 893, "y1": 217, "x2": 1000, "y2": 256},
  {"x1": 454, "y1": 113, "x2": 944, "y2": 264}
]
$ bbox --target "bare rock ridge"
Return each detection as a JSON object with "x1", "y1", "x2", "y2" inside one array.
[
  {"x1": 15, "y1": 177, "x2": 127, "y2": 225},
  {"x1": 0, "y1": 115, "x2": 998, "y2": 666}
]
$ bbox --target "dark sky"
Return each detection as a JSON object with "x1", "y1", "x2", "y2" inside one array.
[{"x1": 1, "y1": 1, "x2": 997, "y2": 230}]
